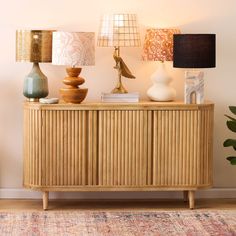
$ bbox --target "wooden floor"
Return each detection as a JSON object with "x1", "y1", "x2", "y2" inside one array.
[{"x1": 0, "y1": 199, "x2": 235, "y2": 211}]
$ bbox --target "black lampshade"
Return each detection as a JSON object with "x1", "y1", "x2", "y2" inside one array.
[{"x1": 173, "y1": 34, "x2": 216, "y2": 68}]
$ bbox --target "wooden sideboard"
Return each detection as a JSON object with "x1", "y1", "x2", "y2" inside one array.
[{"x1": 23, "y1": 101, "x2": 214, "y2": 210}]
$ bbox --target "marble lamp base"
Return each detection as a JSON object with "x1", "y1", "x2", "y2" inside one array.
[{"x1": 184, "y1": 71, "x2": 204, "y2": 104}]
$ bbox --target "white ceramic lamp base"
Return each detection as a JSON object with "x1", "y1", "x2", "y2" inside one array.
[{"x1": 147, "y1": 63, "x2": 176, "y2": 102}]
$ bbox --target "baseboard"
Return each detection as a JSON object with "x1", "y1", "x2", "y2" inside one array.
[{"x1": 0, "y1": 188, "x2": 236, "y2": 199}]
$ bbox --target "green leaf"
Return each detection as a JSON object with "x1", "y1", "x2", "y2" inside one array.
[
  {"x1": 226, "y1": 120, "x2": 236, "y2": 132},
  {"x1": 226, "y1": 156, "x2": 236, "y2": 165},
  {"x1": 223, "y1": 139, "x2": 236, "y2": 147},
  {"x1": 229, "y1": 106, "x2": 236, "y2": 115},
  {"x1": 225, "y1": 114, "x2": 236, "y2": 122},
  {"x1": 224, "y1": 139, "x2": 236, "y2": 151}
]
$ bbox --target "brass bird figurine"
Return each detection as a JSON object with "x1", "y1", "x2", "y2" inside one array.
[{"x1": 112, "y1": 47, "x2": 135, "y2": 93}]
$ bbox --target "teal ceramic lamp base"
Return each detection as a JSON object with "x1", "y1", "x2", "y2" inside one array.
[{"x1": 23, "y1": 62, "x2": 49, "y2": 102}]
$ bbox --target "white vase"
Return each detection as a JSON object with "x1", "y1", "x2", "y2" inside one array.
[{"x1": 147, "y1": 62, "x2": 176, "y2": 102}]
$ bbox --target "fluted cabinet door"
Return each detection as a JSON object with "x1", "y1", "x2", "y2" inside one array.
[
  {"x1": 24, "y1": 109, "x2": 98, "y2": 187},
  {"x1": 24, "y1": 108, "x2": 42, "y2": 187},
  {"x1": 152, "y1": 109, "x2": 213, "y2": 187},
  {"x1": 98, "y1": 110, "x2": 152, "y2": 187}
]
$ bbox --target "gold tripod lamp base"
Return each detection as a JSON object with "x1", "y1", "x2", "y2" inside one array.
[{"x1": 60, "y1": 68, "x2": 88, "y2": 104}]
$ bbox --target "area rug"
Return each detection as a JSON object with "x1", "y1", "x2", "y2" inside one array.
[{"x1": 0, "y1": 210, "x2": 236, "y2": 236}]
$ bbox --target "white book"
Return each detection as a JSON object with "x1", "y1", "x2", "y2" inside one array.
[
  {"x1": 101, "y1": 92, "x2": 139, "y2": 103},
  {"x1": 102, "y1": 97, "x2": 139, "y2": 103},
  {"x1": 102, "y1": 92, "x2": 139, "y2": 98}
]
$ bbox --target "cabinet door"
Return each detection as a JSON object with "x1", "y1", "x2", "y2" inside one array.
[
  {"x1": 98, "y1": 110, "x2": 152, "y2": 187},
  {"x1": 40, "y1": 110, "x2": 98, "y2": 187},
  {"x1": 24, "y1": 108, "x2": 43, "y2": 187},
  {"x1": 152, "y1": 109, "x2": 213, "y2": 187},
  {"x1": 41, "y1": 110, "x2": 83, "y2": 186}
]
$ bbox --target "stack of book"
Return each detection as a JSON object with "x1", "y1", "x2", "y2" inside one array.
[{"x1": 101, "y1": 92, "x2": 139, "y2": 103}]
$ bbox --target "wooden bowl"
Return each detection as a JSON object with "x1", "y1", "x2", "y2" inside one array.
[
  {"x1": 60, "y1": 88, "x2": 88, "y2": 104},
  {"x1": 66, "y1": 67, "x2": 82, "y2": 77}
]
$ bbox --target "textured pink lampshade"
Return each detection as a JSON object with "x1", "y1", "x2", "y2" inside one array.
[
  {"x1": 97, "y1": 14, "x2": 141, "y2": 47},
  {"x1": 142, "y1": 28, "x2": 181, "y2": 62},
  {"x1": 52, "y1": 32, "x2": 95, "y2": 67}
]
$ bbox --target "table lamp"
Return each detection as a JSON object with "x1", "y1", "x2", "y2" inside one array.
[
  {"x1": 97, "y1": 14, "x2": 141, "y2": 93},
  {"x1": 16, "y1": 30, "x2": 53, "y2": 101},
  {"x1": 142, "y1": 28, "x2": 180, "y2": 101},
  {"x1": 52, "y1": 31, "x2": 95, "y2": 103},
  {"x1": 173, "y1": 34, "x2": 216, "y2": 104}
]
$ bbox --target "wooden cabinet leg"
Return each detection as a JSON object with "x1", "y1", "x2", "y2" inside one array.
[
  {"x1": 43, "y1": 191, "x2": 49, "y2": 210},
  {"x1": 188, "y1": 191, "x2": 195, "y2": 209},
  {"x1": 183, "y1": 191, "x2": 188, "y2": 202}
]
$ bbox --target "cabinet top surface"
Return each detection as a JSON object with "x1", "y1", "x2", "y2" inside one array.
[{"x1": 24, "y1": 100, "x2": 214, "y2": 111}]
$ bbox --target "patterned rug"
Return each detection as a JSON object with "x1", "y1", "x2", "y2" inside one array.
[{"x1": 0, "y1": 210, "x2": 236, "y2": 236}]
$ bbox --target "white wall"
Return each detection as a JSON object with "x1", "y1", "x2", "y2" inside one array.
[{"x1": 0, "y1": 0, "x2": 236, "y2": 193}]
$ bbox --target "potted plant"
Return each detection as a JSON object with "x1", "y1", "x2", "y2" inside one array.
[{"x1": 223, "y1": 106, "x2": 236, "y2": 165}]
